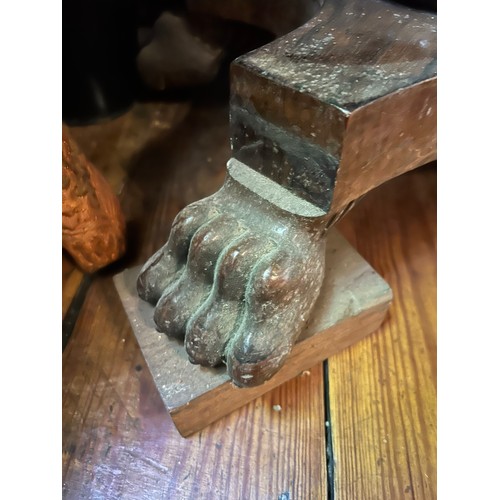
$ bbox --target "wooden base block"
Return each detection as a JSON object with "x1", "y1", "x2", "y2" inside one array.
[{"x1": 113, "y1": 229, "x2": 392, "y2": 437}]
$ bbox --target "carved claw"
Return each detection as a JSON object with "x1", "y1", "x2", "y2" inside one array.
[{"x1": 137, "y1": 160, "x2": 327, "y2": 387}]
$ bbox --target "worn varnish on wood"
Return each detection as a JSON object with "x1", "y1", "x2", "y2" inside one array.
[
  {"x1": 62, "y1": 84, "x2": 436, "y2": 499},
  {"x1": 330, "y1": 165, "x2": 437, "y2": 499},
  {"x1": 63, "y1": 103, "x2": 331, "y2": 498},
  {"x1": 230, "y1": 0, "x2": 436, "y2": 216},
  {"x1": 114, "y1": 228, "x2": 391, "y2": 436},
  {"x1": 131, "y1": 0, "x2": 436, "y2": 389},
  {"x1": 63, "y1": 273, "x2": 330, "y2": 498}
]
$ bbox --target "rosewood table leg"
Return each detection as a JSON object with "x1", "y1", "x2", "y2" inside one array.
[{"x1": 137, "y1": 0, "x2": 436, "y2": 387}]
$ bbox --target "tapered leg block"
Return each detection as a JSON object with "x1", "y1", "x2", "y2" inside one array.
[{"x1": 113, "y1": 229, "x2": 392, "y2": 437}]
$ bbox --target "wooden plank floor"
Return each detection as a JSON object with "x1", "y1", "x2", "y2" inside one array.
[
  {"x1": 62, "y1": 102, "x2": 328, "y2": 499},
  {"x1": 62, "y1": 252, "x2": 84, "y2": 319},
  {"x1": 333, "y1": 165, "x2": 437, "y2": 499},
  {"x1": 62, "y1": 101, "x2": 436, "y2": 499}
]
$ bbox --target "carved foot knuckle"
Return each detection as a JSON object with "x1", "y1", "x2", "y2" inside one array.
[
  {"x1": 164, "y1": 205, "x2": 213, "y2": 271},
  {"x1": 153, "y1": 283, "x2": 189, "y2": 338},
  {"x1": 223, "y1": 244, "x2": 321, "y2": 386},
  {"x1": 136, "y1": 249, "x2": 166, "y2": 302},
  {"x1": 185, "y1": 300, "x2": 239, "y2": 367},
  {"x1": 250, "y1": 248, "x2": 301, "y2": 305},
  {"x1": 154, "y1": 212, "x2": 249, "y2": 343},
  {"x1": 187, "y1": 214, "x2": 241, "y2": 278},
  {"x1": 184, "y1": 233, "x2": 269, "y2": 367},
  {"x1": 227, "y1": 340, "x2": 289, "y2": 388},
  {"x1": 137, "y1": 199, "x2": 221, "y2": 303},
  {"x1": 216, "y1": 234, "x2": 272, "y2": 298}
]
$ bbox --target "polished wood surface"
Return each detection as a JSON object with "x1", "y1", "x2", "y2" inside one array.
[
  {"x1": 230, "y1": 0, "x2": 436, "y2": 216},
  {"x1": 332, "y1": 163, "x2": 437, "y2": 499},
  {"x1": 62, "y1": 101, "x2": 436, "y2": 498},
  {"x1": 62, "y1": 103, "x2": 328, "y2": 499},
  {"x1": 63, "y1": 276, "x2": 327, "y2": 499}
]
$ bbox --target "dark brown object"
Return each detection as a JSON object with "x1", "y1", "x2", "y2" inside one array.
[
  {"x1": 116, "y1": 228, "x2": 391, "y2": 436},
  {"x1": 136, "y1": 160, "x2": 328, "y2": 388},
  {"x1": 62, "y1": 125, "x2": 126, "y2": 273},
  {"x1": 137, "y1": 0, "x2": 436, "y2": 387},
  {"x1": 62, "y1": 100, "x2": 435, "y2": 498},
  {"x1": 188, "y1": 0, "x2": 320, "y2": 36},
  {"x1": 137, "y1": 12, "x2": 225, "y2": 91},
  {"x1": 230, "y1": 0, "x2": 436, "y2": 216}
]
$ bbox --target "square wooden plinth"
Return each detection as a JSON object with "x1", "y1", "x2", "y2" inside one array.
[{"x1": 113, "y1": 229, "x2": 392, "y2": 437}]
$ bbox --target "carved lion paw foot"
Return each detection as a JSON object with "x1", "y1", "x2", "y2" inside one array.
[{"x1": 137, "y1": 160, "x2": 327, "y2": 387}]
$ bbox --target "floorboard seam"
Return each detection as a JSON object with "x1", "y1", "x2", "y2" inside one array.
[
  {"x1": 323, "y1": 359, "x2": 335, "y2": 500},
  {"x1": 62, "y1": 274, "x2": 92, "y2": 351}
]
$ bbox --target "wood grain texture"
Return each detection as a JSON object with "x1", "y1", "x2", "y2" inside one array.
[
  {"x1": 330, "y1": 164, "x2": 437, "y2": 499},
  {"x1": 62, "y1": 99, "x2": 436, "y2": 499},
  {"x1": 62, "y1": 102, "x2": 328, "y2": 498},
  {"x1": 230, "y1": 0, "x2": 436, "y2": 215},
  {"x1": 62, "y1": 278, "x2": 327, "y2": 499}
]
